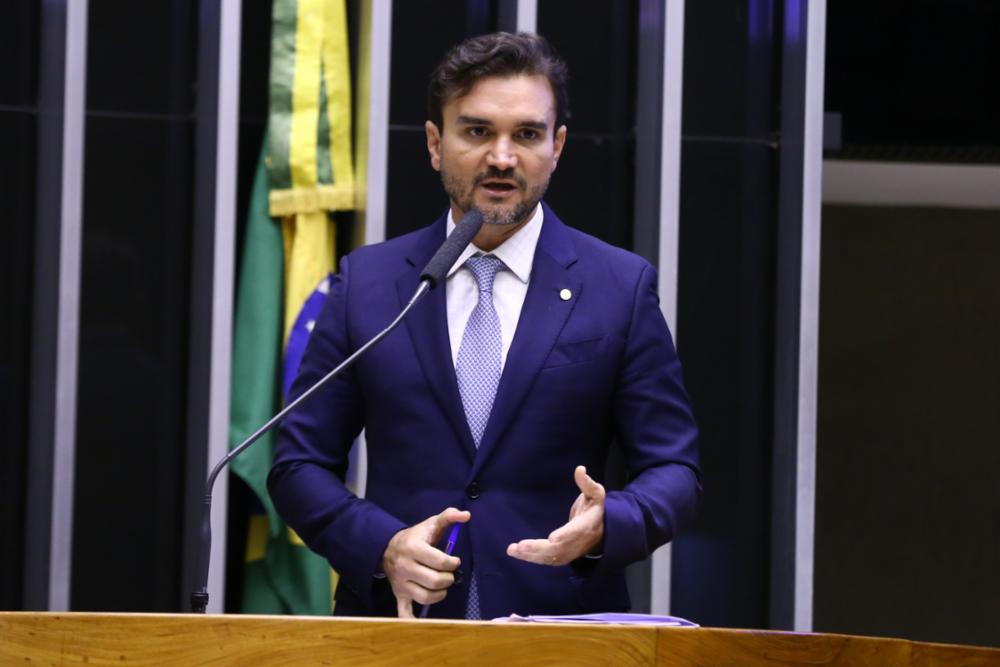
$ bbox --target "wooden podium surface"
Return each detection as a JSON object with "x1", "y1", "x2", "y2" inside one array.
[{"x1": 1, "y1": 613, "x2": 997, "y2": 666}]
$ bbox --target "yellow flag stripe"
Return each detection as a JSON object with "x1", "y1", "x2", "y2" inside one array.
[
  {"x1": 323, "y1": 0, "x2": 354, "y2": 191},
  {"x1": 287, "y1": 526, "x2": 306, "y2": 546},
  {"x1": 289, "y1": 0, "x2": 322, "y2": 190},
  {"x1": 269, "y1": 184, "x2": 355, "y2": 217},
  {"x1": 245, "y1": 514, "x2": 270, "y2": 562},
  {"x1": 282, "y1": 210, "x2": 336, "y2": 346}
]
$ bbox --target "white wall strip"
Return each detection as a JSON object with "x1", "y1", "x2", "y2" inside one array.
[
  {"x1": 824, "y1": 160, "x2": 1000, "y2": 209},
  {"x1": 362, "y1": 0, "x2": 392, "y2": 247},
  {"x1": 516, "y1": 0, "x2": 538, "y2": 33},
  {"x1": 204, "y1": 0, "x2": 243, "y2": 613},
  {"x1": 348, "y1": 0, "x2": 393, "y2": 497},
  {"x1": 795, "y1": 0, "x2": 827, "y2": 633},
  {"x1": 651, "y1": 0, "x2": 686, "y2": 617},
  {"x1": 48, "y1": 0, "x2": 88, "y2": 612}
]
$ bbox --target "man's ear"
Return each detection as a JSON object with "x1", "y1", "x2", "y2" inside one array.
[
  {"x1": 425, "y1": 120, "x2": 442, "y2": 172},
  {"x1": 552, "y1": 125, "x2": 567, "y2": 170}
]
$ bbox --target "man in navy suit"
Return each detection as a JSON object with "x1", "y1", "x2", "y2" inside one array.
[{"x1": 269, "y1": 32, "x2": 701, "y2": 619}]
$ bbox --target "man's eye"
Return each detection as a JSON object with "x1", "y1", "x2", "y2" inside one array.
[
  {"x1": 518, "y1": 129, "x2": 539, "y2": 141},
  {"x1": 468, "y1": 127, "x2": 488, "y2": 137}
]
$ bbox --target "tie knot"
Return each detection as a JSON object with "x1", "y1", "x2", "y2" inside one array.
[{"x1": 465, "y1": 255, "x2": 504, "y2": 295}]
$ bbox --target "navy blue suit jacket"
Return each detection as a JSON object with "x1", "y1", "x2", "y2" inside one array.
[{"x1": 269, "y1": 203, "x2": 701, "y2": 618}]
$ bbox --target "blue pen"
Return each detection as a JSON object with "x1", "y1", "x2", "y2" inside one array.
[{"x1": 419, "y1": 523, "x2": 462, "y2": 618}]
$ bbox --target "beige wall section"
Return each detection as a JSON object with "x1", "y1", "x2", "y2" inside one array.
[{"x1": 824, "y1": 161, "x2": 1000, "y2": 209}]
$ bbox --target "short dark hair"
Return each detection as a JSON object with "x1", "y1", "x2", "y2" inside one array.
[{"x1": 427, "y1": 32, "x2": 570, "y2": 131}]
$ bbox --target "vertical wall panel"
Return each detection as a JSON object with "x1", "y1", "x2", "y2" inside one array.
[
  {"x1": 71, "y1": 1, "x2": 196, "y2": 612},
  {"x1": 537, "y1": 0, "x2": 638, "y2": 249},
  {"x1": 671, "y1": 0, "x2": 778, "y2": 629},
  {"x1": 0, "y1": 0, "x2": 40, "y2": 612}
]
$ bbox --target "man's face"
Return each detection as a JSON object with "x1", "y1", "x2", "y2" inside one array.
[{"x1": 425, "y1": 74, "x2": 567, "y2": 227}]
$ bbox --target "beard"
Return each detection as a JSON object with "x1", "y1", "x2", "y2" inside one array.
[{"x1": 441, "y1": 165, "x2": 550, "y2": 227}]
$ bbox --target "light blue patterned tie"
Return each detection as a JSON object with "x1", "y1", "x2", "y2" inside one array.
[{"x1": 455, "y1": 254, "x2": 504, "y2": 620}]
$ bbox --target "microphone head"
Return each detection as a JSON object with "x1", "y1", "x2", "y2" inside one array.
[{"x1": 418, "y1": 208, "x2": 485, "y2": 288}]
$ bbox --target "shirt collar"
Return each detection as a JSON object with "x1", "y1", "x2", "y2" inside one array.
[{"x1": 445, "y1": 203, "x2": 543, "y2": 284}]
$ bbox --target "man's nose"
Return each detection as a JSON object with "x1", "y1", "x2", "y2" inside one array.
[{"x1": 486, "y1": 138, "x2": 518, "y2": 169}]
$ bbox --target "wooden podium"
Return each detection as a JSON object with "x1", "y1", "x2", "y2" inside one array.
[{"x1": 1, "y1": 613, "x2": 997, "y2": 665}]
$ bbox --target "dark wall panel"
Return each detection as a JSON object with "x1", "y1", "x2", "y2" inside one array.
[
  {"x1": 0, "y1": 0, "x2": 39, "y2": 612},
  {"x1": 815, "y1": 205, "x2": 1000, "y2": 647},
  {"x1": 70, "y1": 2, "x2": 197, "y2": 612},
  {"x1": 671, "y1": 0, "x2": 778, "y2": 628},
  {"x1": 825, "y1": 2, "x2": 1000, "y2": 160},
  {"x1": 0, "y1": 110, "x2": 37, "y2": 611},
  {"x1": 0, "y1": 0, "x2": 39, "y2": 107},
  {"x1": 85, "y1": 1, "x2": 196, "y2": 115},
  {"x1": 672, "y1": 139, "x2": 776, "y2": 628},
  {"x1": 537, "y1": 0, "x2": 637, "y2": 249}
]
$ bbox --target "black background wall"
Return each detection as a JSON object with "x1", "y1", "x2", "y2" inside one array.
[
  {"x1": 0, "y1": 0, "x2": 40, "y2": 613},
  {"x1": 69, "y1": 1, "x2": 198, "y2": 612},
  {"x1": 671, "y1": 0, "x2": 779, "y2": 629}
]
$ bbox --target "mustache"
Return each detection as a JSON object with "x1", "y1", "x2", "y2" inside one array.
[{"x1": 474, "y1": 168, "x2": 526, "y2": 189}]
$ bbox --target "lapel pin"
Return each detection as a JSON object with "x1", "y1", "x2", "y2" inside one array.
[{"x1": 559, "y1": 288, "x2": 572, "y2": 301}]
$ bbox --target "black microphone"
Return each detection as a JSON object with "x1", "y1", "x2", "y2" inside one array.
[
  {"x1": 419, "y1": 208, "x2": 485, "y2": 287},
  {"x1": 189, "y1": 208, "x2": 485, "y2": 613}
]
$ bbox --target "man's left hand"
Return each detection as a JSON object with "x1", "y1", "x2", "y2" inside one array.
[{"x1": 506, "y1": 465, "x2": 605, "y2": 566}]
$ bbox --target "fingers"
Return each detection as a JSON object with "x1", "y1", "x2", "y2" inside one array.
[
  {"x1": 436, "y1": 507, "x2": 472, "y2": 527},
  {"x1": 507, "y1": 468, "x2": 607, "y2": 566},
  {"x1": 574, "y1": 465, "x2": 606, "y2": 501},
  {"x1": 406, "y1": 559, "x2": 458, "y2": 592},
  {"x1": 507, "y1": 538, "x2": 568, "y2": 566},
  {"x1": 426, "y1": 507, "x2": 471, "y2": 544},
  {"x1": 412, "y1": 540, "x2": 462, "y2": 572},
  {"x1": 397, "y1": 597, "x2": 415, "y2": 619},
  {"x1": 386, "y1": 507, "x2": 470, "y2": 618},
  {"x1": 395, "y1": 577, "x2": 450, "y2": 607}
]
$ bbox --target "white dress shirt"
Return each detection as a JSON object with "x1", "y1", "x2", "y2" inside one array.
[{"x1": 445, "y1": 204, "x2": 544, "y2": 370}]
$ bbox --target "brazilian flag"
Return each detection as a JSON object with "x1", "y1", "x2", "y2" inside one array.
[{"x1": 229, "y1": 0, "x2": 356, "y2": 615}]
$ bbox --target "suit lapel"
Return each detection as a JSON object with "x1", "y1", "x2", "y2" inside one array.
[
  {"x1": 472, "y1": 207, "x2": 580, "y2": 477},
  {"x1": 397, "y1": 218, "x2": 478, "y2": 462}
]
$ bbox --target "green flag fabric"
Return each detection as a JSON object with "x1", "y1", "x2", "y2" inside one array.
[
  {"x1": 229, "y1": 141, "x2": 332, "y2": 615},
  {"x1": 229, "y1": 0, "x2": 356, "y2": 615}
]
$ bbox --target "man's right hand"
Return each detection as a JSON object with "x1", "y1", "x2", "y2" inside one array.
[{"x1": 381, "y1": 507, "x2": 470, "y2": 618}]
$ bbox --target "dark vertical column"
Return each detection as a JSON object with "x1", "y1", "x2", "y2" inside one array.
[
  {"x1": 536, "y1": 0, "x2": 637, "y2": 249},
  {"x1": 71, "y1": 1, "x2": 197, "y2": 612},
  {"x1": 182, "y1": 0, "x2": 241, "y2": 613},
  {"x1": 771, "y1": 0, "x2": 825, "y2": 631},
  {"x1": 632, "y1": 0, "x2": 664, "y2": 266},
  {"x1": 1, "y1": 0, "x2": 40, "y2": 612},
  {"x1": 181, "y1": 0, "x2": 222, "y2": 611},
  {"x1": 496, "y1": 0, "x2": 519, "y2": 32},
  {"x1": 769, "y1": 0, "x2": 808, "y2": 630},
  {"x1": 623, "y1": 0, "x2": 668, "y2": 613},
  {"x1": 670, "y1": 0, "x2": 780, "y2": 628}
]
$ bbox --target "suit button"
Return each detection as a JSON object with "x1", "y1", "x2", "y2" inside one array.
[{"x1": 466, "y1": 482, "x2": 481, "y2": 500}]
